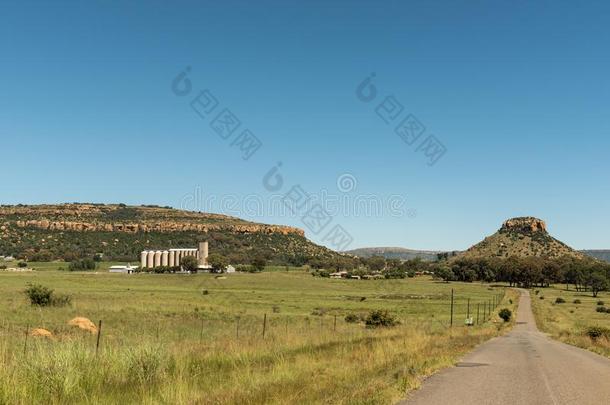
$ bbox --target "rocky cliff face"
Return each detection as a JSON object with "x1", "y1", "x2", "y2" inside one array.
[
  {"x1": 500, "y1": 217, "x2": 547, "y2": 234},
  {"x1": 11, "y1": 219, "x2": 304, "y2": 236},
  {"x1": 0, "y1": 204, "x2": 304, "y2": 236}
]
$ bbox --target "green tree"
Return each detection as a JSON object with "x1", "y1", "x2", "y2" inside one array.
[
  {"x1": 251, "y1": 256, "x2": 267, "y2": 272},
  {"x1": 208, "y1": 253, "x2": 229, "y2": 273},
  {"x1": 180, "y1": 256, "x2": 199, "y2": 273},
  {"x1": 587, "y1": 272, "x2": 608, "y2": 297}
]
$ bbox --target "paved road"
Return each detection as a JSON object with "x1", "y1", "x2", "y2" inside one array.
[{"x1": 401, "y1": 289, "x2": 610, "y2": 405}]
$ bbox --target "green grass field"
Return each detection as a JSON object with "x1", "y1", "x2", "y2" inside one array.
[
  {"x1": 531, "y1": 285, "x2": 610, "y2": 357},
  {"x1": 0, "y1": 265, "x2": 517, "y2": 404}
]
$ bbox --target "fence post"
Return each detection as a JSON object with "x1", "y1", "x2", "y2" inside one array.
[
  {"x1": 96, "y1": 320, "x2": 103, "y2": 355},
  {"x1": 450, "y1": 289, "x2": 454, "y2": 327},
  {"x1": 476, "y1": 303, "x2": 480, "y2": 325},
  {"x1": 23, "y1": 324, "x2": 29, "y2": 356},
  {"x1": 334, "y1": 315, "x2": 337, "y2": 332},
  {"x1": 262, "y1": 313, "x2": 267, "y2": 339},
  {"x1": 467, "y1": 298, "x2": 471, "y2": 319},
  {"x1": 236, "y1": 317, "x2": 240, "y2": 339},
  {"x1": 199, "y1": 319, "x2": 204, "y2": 343}
]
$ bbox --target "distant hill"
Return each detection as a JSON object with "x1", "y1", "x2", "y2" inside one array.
[
  {"x1": 345, "y1": 247, "x2": 447, "y2": 261},
  {"x1": 458, "y1": 217, "x2": 585, "y2": 260},
  {"x1": 582, "y1": 250, "x2": 610, "y2": 263},
  {"x1": 0, "y1": 203, "x2": 344, "y2": 265}
]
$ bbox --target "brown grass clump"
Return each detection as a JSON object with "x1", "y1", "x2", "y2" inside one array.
[
  {"x1": 68, "y1": 317, "x2": 98, "y2": 333},
  {"x1": 30, "y1": 328, "x2": 53, "y2": 338}
]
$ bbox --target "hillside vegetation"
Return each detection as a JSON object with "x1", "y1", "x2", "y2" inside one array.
[{"x1": 0, "y1": 204, "x2": 341, "y2": 265}]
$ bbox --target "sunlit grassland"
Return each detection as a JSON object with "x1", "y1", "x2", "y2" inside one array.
[
  {"x1": 531, "y1": 285, "x2": 610, "y2": 357},
  {"x1": 0, "y1": 268, "x2": 518, "y2": 404}
]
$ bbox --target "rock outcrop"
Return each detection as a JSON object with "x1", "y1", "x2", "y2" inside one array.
[{"x1": 500, "y1": 217, "x2": 547, "y2": 234}]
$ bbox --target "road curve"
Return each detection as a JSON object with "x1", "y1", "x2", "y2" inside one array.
[{"x1": 400, "y1": 289, "x2": 610, "y2": 405}]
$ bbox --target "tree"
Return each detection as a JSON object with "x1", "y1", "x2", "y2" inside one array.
[
  {"x1": 207, "y1": 253, "x2": 228, "y2": 273},
  {"x1": 367, "y1": 256, "x2": 386, "y2": 272},
  {"x1": 180, "y1": 256, "x2": 199, "y2": 273},
  {"x1": 587, "y1": 272, "x2": 608, "y2": 297},
  {"x1": 434, "y1": 265, "x2": 454, "y2": 282},
  {"x1": 251, "y1": 256, "x2": 267, "y2": 272}
]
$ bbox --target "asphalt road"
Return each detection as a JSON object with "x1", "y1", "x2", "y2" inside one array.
[{"x1": 400, "y1": 289, "x2": 610, "y2": 405}]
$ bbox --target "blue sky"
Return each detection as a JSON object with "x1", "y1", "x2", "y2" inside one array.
[{"x1": 1, "y1": 0, "x2": 609, "y2": 251}]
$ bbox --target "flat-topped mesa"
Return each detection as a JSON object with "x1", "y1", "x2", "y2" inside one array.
[{"x1": 500, "y1": 217, "x2": 547, "y2": 234}]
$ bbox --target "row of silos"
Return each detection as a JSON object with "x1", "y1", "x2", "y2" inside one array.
[{"x1": 140, "y1": 248, "x2": 199, "y2": 269}]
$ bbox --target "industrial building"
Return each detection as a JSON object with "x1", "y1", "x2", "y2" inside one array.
[{"x1": 140, "y1": 241, "x2": 210, "y2": 270}]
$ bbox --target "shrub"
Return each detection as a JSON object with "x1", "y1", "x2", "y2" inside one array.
[
  {"x1": 596, "y1": 306, "x2": 607, "y2": 313},
  {"x1": 51, "y1": 293, "x2": 72, "y2": 307},
  {"x1": 69, "y1": 258, "x2": 97, "y2": 271},
  {"x1": 24, "y1": 283, "x2": 53, "y2": 306},
  {"x1": 573, "y1": 299, "x2": 581, "y2": 304},
  {"x1": 598, "y1": 301, "x2": 605, "y2": 306},
  {"x1": 0, "y1": 265, "x2": 6, "y2": 270},
  {"x1": 555, "y1": 297, "x2": 566, "y2": 304},
  {"x1": 364, "y1": 310, "x2": 398, "y2": 328},
  {"x1": 344, "y1": 314, "x2": 360, "y2": 323},
  {"x1": 498, "y1": 308, "x2": 512, "y2": 322},
  {"x1": 17, "y1": 262, "x2": 28, "y2": 268},
  {"x1": 24, "y1": 283, "x2": 71, "y2": 307},
  {"x1": 586, "y1": 326, "x2": 610, "y2": 340},
  {"x1": 540, "y1": 296, "x2": 545, "y2": 300}
]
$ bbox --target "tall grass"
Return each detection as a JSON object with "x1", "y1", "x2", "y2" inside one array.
[{"x1": 0, "y1": 288, "x2": 519, "y2": 404}]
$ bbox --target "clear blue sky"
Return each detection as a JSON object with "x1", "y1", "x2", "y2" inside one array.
[{"x1": 2, "y1": 0, "x2": 609, "y2": 251}]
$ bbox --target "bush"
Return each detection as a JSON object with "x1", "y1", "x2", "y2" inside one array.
[
  {"x1": 24, "y1": 283, "x2": 71, "y2": 307},
  {"x1": 540, "y1": 296, "x2": 545, "y2": 300},
  {"x1": 69, "y1": 258, "x2": 97, "y2": 271},
  {"x1": 573, "y1": 299, "x2": 581, "y2": 304},
  {"x1": 17, "y1": 262, "x2": 28, "y2": 268},
  {"x1": 344, "y1": 314, "x2": 360, "y2": 323},
  {"x1": 586, "y1": 326, "x2": 610, "y2": 340},
  {"x1": 598, "y1": 301, "x2": 605, "y2": 306},
  {"x1": 364, "y1": 310, "x2": 398, "y2": 328},
  {"x1": 0, "y1": 265, "x2": 6, "y2": 270},
  {"x1": 498, "y1": 308, "x2": 512, "y2": 322},
  {"x1": 51, "y1": 293, "x2": 72, "y2": 307},
  {"x1": 24, "y1": 283, "x2": 53, "y2": 306},
  {"x1": 596, "y1": 306, "x2": 607, "y2": 313},
  {"x1": 555, "y1": 297, "x2": 566, "y2": 304}
]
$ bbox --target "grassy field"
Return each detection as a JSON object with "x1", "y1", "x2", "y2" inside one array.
[
  {"x1": 0, "y1": 265, "x2": 518, "y2": 404},
  {"x1": 531, "y1": 285, "x2": 610, "y2": 357}
]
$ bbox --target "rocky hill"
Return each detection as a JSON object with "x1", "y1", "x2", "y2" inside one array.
[
  {"x1": 458, "y1": 217, "x2": 585, "y2": 260},
  {"x1": 345, "y1": 247, "x2": 446, "y2": 261},
  {"x1": 0, "y1": 204, "x2": 341, "y2": 264}
]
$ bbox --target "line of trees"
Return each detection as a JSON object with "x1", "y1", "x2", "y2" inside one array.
[{"x1": 433, "y1": 256, "x2": 610, "y2": 297}]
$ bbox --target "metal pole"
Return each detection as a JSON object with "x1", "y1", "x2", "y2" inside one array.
[
  {"x1": 334, "y1": 315, "x2": 337, "y2": 332},
  {"x1": 262, "y1": 313, "x2": 267, "y2": 339},
  {"x1": 467, "y1": 298, "x2": 471, "y2": 319}
]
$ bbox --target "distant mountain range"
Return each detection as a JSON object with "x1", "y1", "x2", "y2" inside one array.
[
  {"x1": 345, "y1": 247, "x2": 447, "y2": 261},
  {"x1": 581, "y1": 250, "x2": 610, "y2": 262},
  {"x1": 347, "y1": 217, "x2": 610, "y2": 263}
]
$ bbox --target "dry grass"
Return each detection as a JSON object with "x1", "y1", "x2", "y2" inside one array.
[
  {"x1": 531, "y1": 286, "x2": 610, "y2": 357},
  {"x1": 0, "y1": 270, "x2": 518, "y2": 404}
]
